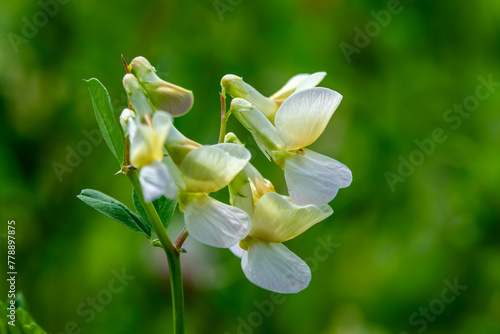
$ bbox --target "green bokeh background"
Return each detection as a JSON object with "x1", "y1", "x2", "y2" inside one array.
[{"x1": 1, "y1": 0, "x2": 500, "y2": 333}]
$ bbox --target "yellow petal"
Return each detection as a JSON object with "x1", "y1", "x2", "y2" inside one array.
[
  {"x1": 249, "y1": 192, "x2": 332, "y2": 243},
  {"x1": 180, "y1": 143, "x2": 251, "y2": 193},
  {"x1": 129, "y1": 111, "x2": 171, "y2": 168}
]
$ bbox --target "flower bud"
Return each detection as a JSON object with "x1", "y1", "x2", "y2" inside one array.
[
  {"x1": 229, "y1": 98, "x2": 283, "y2": 159},
  {"x1": 224, "y1": 132, "x2": 243, "y2": 146},
  {"x1": 130, "y1": 57, "x2": 194, "y2": 117},
  {"x1": 122, "y1": 74, "x2": 153, "y2": 115},
  {"x1": 221, "y1": 74, "x2": 279, "y2": 121},
  {"x1": 119, "y1": 108, "x2": 136, "y2": 136}
]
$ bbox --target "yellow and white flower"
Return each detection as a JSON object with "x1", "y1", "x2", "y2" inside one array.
[
  {"x1": 139, "y1": 125, "x2": 252, "y2": 248},
  {"x1": 128, "y1": 111, "x2": 172, "y2": 169},
  {"x1": 129, "y1": 57, "x2": 194, "y2": 117},
  {"x1": 221, "y1": 72, "x2": 326, "y2": 122},
  {"x1": 228, "y1": 163, "x2": 332, "y2": 294},
  {"x1": 229, "y1": 87, "x2": 352, "y2": 206}
]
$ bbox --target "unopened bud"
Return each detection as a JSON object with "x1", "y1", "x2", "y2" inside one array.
[
  {"x1": 221, "y1": 74, "x2": 279, "y2": 121},
  {"x1": 119, "y1": 108, "x2": 136, "y2": 136},
  {"x1": 130, "y1": 57, "x2": 194, "y2": 117},
  {"x1": 123, "y1": 74, "x2": 153, "y2": 115},
  {"x1": 224, "y1": 132, "x2": 243, "y2": 146}
]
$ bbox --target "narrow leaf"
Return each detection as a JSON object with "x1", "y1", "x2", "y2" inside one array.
[
  {"x1": 86, "y1": 78, "x2": 125, "y2": 165},
  {"x1": 78, "y1": 189, "x2": 151, "y2": 238},
  {"x1": 133, "y1": 190, "x2": 177, "y2": 230}
]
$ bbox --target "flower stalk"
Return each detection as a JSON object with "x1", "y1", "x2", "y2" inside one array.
[
  {"x1": 127, "y1": 169, "x2": 185, "y2": 334},
  {"x1": 218, "y1": 91, "x2": 228, "y2": 144}
]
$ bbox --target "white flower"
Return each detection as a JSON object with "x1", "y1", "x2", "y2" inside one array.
[
  {"x1": 230, "y1": 87, "x2": 352, "y2": 206},
  {"x1": 229, "y1": 168, "x2": 333, "y2": 293},
  {"x1": 139, "y1": 129, "x2": 252, "y2": 248},
  {"x1": 129, "y1": 111, "x2": 171, "y2": 168},
  {"x1": 221, "y1": 72, "x2": 325, "y2": 122}
]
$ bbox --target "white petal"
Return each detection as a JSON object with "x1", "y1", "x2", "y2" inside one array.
[
  {"x1": 250, "y1": 192, "x2": 332, "y2": 243},
  {"x1": 120, "y1": 108, "x2": 136, "y2": 136},
  {"x1": 229, "y1": 244, "x2": 245, "y2": 258},
  {"x1": 275, "y1": 87, "x2": 343, "y2": 150},
  {"x1": 242, "y1": 241, "x2": 311, "y2": 294},
  {"x1": 270, "y1": 72, "x2": 326, "y2": 100},
  {"x1": 164, "y1": 155, "x2": 186, "y2": 191},
  {"x1": 284, "y1": 149, "x2": 352, "y2": 206},
  {"x1": 294, "y1": 72, "x2": 327, "y2": 93},
  {"x1": 139, "y1": 160, "x2": 178, "y2": 202},
  {"x1": 152, "y1": 110, "x2": 173, "y2": 132},
  {"x1": 184, "y1": 195, "x2": 251, "y2": 248},
  {"x1": 181, "y1": 143, "x2": 251, "y2": 193}
]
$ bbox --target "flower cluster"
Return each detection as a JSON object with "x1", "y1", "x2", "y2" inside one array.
[{"x1": 121, "y1": 57, "x2": 352, "y2": 293}]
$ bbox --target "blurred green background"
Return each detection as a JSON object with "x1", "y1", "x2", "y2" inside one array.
[{"x1": 1, "y1": 0, "x2": 500, "y2": 333}]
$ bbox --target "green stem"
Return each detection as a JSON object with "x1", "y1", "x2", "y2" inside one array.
[
  {"x1": 218, "y1": 92, "x2": 228, "y2": 143},
  {"x1": 127, "y1": 170, "x2": 185, "y2": 334}
]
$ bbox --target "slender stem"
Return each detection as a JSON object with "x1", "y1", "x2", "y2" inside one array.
[
  {"x1": 218, "y1": 92, "x2": 228, "y2": 143},
  {"x1": 165, "y1": 250, "x2": 184, "y2": 334},
  {"x1": 127, "y1": 170, "x2": 185, "y2": 334}
]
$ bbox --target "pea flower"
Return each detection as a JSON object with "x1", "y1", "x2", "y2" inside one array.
[
  {"x1": 139, "y1": 125, "x2": 252, "y2": 248},
  {"x1": 228, "y1": 161, "x2": 333, "y2": 294},
  {"x1": 119, "y1": 109, "x2": 171, "y2": 169},
  {"x1": 229, "y1": 87, "x2": 352, "y2": 206},
  {"x1": 123, "y1": 73, "x2": 153, "y2": 116},
  {"x1": 221, "y1": 72, "x2": 326, "y2": 122},
  {"x1": 129, "y1": 56, "x2": 194, "y2": 117}
]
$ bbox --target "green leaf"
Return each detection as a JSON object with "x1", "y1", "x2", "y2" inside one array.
[
  {"x1": 77, "y1": 189, "x2": 151, "y2": 238},
  {"x1": 155, "y1": 196, "x2": 177, "y2": 229},
  {"x1": 133, "y1": 190, "x2": 177, "y2": 230},
  {"x1": 86, "y1": 78, "x2": 125, "y2": 165},
  {"x1": 0, "y1": 294, "x2": 48, "y2": 334},
  {"x1": 132, "y1": 189, "x2": 150, "y2": 229}
]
